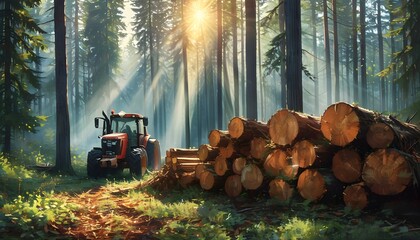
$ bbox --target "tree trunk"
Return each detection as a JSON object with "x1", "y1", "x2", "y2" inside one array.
[
  {"x1": 208, "y1": 129, "x2": 231, "y2": 147},
  {"x1": 360, "y1": 0, "x2": 367, "y2": 106},
  {"x1": 362, "y1": 149, "x2": 413, "y2": 196},
  {"x1": 268, "y1": 109, "x2": 321, "y2": 146},
  {"x1": 311, "y1": 0, "x2": 319, "y2": 114},
  {"x1": 377, "y1": 0, "x2": 385, "y2": 111},
  {"x1": 198, "y1": 144, "x2": 220, "y2": 161},
  {"x1": 278, "y1": 0, "x2": 286, "y2": 109},
  {"x1": 3, "y1": 0, "x2": 12, "y2": 153},
  {"x1": 285, "y1": 0, "x2": 303, "y2": 111},
  {"x1": 232, "y1": 0, "x2": 239, "y2": 116},
  {"x1": 74, "y1": 0, "x2": 80, "y2": 134},
  {"x1": 54, "y1": 0, "x2": 74, "y2": 174},
  {"x1": 182, "y1": 0, "x2": 190, "y2": 147},
  {"x1": 332, "y1": 0, "x2": 340, "y2": 101},
  {"x1": 323, "y1": 0, "x2": 332, "y2": 104},
  {"x1": 245, "y1": 0, "x2": 258, "y2": 119},
  {"x1": 217, "y1": 0, "x2": 223, "y2": 128},
  {"x1": 352, "y1": 0, "x2": 358, "y2": 101}
]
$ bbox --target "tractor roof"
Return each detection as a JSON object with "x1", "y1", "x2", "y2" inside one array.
[{"x1": 110, "y1": 110, "x2": 145, "y2": 119}]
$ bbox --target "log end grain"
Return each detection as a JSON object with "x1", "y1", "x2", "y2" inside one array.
[
  {"x1": 250, "y1": 137, "x2": 268, "y2": 160},
  {"x1": 225, "y1": 175, "x2": 243, "y2": 197},
  {"x1": 228, "y1": 117, "x2": 245, "y2": 139},
  {"x1": 343, "y1": 184, "x2": 368, "y2": 210},
  {"x1": 297, "y1": 169, "x2": 326, "y2": 201},
  {"x1": 268, "y1": 109, "x2": 299, "y2": 146},
  {"x1": 366, "y1": 122, "x2": 395, "y2": 149},
  {"x1": 332, "y1": 149, "x2": 362, "y2": 183},
  {"x1": 321, "y1": 102, "x2": 360, "y2": 147},
  {"x1": 241, "y1": 164, "x2": 264, "y2": 190},
  {"x1": 200, "y1": 171, "x2": 215, "y2": 190},
  {"x1": 233, "y1": 157, "x2": 247, "y2": 175},
  {"x1": 292, "y1": 140, "x2": 316, "y2": 168},
  {"x1": 362, "y1": 149, "x2": 412, "y2": 196},
  {"x1": 264, "y1": 149, "x2": 287, "y2": 177},
  {"x1": 269, "y1": 179, "x2": 294, "y2": 202}
]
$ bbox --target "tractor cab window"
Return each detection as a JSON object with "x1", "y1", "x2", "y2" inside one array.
[{"x1": 111, "y1": 117, "x2": 145, "y2": 136}]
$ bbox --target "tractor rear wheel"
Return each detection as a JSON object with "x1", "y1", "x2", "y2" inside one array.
[
  {"x1": 87, "y1": 148, "x2": 105, "y2": 178},
  {"x1": 128, "y1": 147, "x2": 148, "y2": 177},
  {"x1": 146, "y1": 139, "x2": 161, "y2": 171}
]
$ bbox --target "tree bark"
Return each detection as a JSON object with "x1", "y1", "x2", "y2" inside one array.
[
  {"x1": 232, "y1": 0, "x2": 239, "y2": 116},
  {"x1": 352, "y1": 0, "x2": 358, "y2": 101},
  {"x1": 217, "y1": 0, "x2": 223, "y2": 128},
  {"x1": 323, "y1": 0, "x2": 332, "y2": 104},
  {"x1": 332, "y1": 0, "x2": 340, "y2": 101},
  {"x1": 285, "y1": 0, "x2": 302, "y2": 111},
  {"x1": 208, "y1": 129, "x2": 231, "y2": 147},
  {"x1": 245, "y1": 0, "x2": 258, "y2": 119},
  {"x1": 54, "y1": 0, "x2": 74, "y2": 174},
  {"x1": 360, "y1": 0, "x2": 367, "y2": 106}
]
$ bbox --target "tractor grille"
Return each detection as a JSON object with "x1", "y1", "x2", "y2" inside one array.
[{"x1": 101, "y1": 139, "x2": 122, "y2": 156}]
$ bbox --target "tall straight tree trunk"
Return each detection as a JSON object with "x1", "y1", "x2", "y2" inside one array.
[
  {"x1": 352, "y1": 0, "x2": 358, "y2": 102},
  {"x1": 323, "y1": 0, "x2": 332, "y2": 104},
  {"x1": 390, "y1": 7, "x2": 397, "y2": 112},
  {"x1": 346, "y1": 38, "x2": 350, "y2": 101},
  {"x1": 231, "y1": 0, "x2": 239, "y2": 116},
  {"x1": 66, "y1": 0, "x2": 74, "y2": 126},
  {"x1": 257, "y1": 1, "x2": 264, "y2": 118},
  {"x1": 3, "y1": 0, "x2": 12, "y2": 153},
  {"x1": 240, "y1": 0, "x2": 246, "y2": 115},
  {"x1": 54, "y1": 0, "x2": 74, "y2": 174},
  {"x1": 278, "y1": 0, "x2": 286, "y2": 108},
  {"x1": 285, "y1": 0, "x2": 302, "y2": 111},
  {"x1": 332, "y1": 0, "x2": 340, "y2": 101},
  {"x1": 377, "y1": 0, "x2": 385, "y2": 111},
  {"x1": 360, "y1": 0, "x2": 367, "y2": 106},
  {"x1": 182, "y1": 0, "x2": 190, "y2": 147},
  {"x1": 217, "y1": 0, "x2": 223, "y2": 128},
  {"x1": 148, "y1": 0, "x2": 158, "y2": 135},
  {"x1": 74, "y1": 0, "x2": 80, "y2": 134},
  {"x1": 311, "y1": 0, "x2": 319, "y2": 114},
  {"x1": 245, "y1": 0, "x2": 257, "y2": 119}
]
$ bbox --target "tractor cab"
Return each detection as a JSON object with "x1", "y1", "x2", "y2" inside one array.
[{"x1": 88, "y1": 110, "x2": 161, "y2": 178}]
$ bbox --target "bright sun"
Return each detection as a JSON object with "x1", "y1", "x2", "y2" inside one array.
[{"x1": 185, "y1": 1, "x2": 214, "y2": 42}]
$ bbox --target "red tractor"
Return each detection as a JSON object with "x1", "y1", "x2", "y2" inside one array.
[{"x1": 87, "y1": 110, "x2": 161, "y2": 178}]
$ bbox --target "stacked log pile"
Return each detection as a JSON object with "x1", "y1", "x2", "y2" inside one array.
[{"x1": 161, "y1": 102, "x2": 420, "y2": 210}]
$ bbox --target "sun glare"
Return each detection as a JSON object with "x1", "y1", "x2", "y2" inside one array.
[{"x1": 185, "y1": 1, "x2": 214, "y2": 42}]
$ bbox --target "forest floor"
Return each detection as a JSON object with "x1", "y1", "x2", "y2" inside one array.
[{"x1": 2, "y1": 163, "x2": 420, "y2": 239}]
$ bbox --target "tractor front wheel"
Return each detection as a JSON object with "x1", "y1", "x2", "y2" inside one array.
[
  {"x1": 87, "y1": 148, "x2": 105, "y2": 178},
  {"x1": 128, "y1": 147, "x2": 148, "y2": 177}
]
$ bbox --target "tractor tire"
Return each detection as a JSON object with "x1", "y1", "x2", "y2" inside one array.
[
  {"x1": 87, "y1": 148, "x2": 105, "y2": 178},
  {"x1": 146, "y1": 138, "x2": 161, "y2": 171},
  {"x1": 128, "y1": 147, "x2": 148, "y2": 177}
]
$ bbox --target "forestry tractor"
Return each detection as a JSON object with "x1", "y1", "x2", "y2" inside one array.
[{"x1": 87, "y1": 110, "x2": 161, "y2": 178}]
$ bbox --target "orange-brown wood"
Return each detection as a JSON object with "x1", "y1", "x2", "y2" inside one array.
[
  {"x1": 195, "y1": 164, "x2": 207, "y2": 179},
  {"x1": 362, "y1": 149, "x2": 412, "y2": 195},
  {"x1": 292, "y1": 140, "x2": 316, "y2": 168},
  {"x1": 199, "y1": 170, "x2": 215, "y2": 190},
  {"x1": 208, "y1": 129, "x2": 231, "y2": 147},
  {"x1": 178, "y1": 172, "x2": 196, "y2": 188},
  {"x1": 228, "y1": 117, "x2": 269, "y2": 141},
  {"x1": 297, "y1": 169, "x2": 326, "y2": 201},
  {"x1": 224, "y1": 175, "x2": 243, "y2": 197},
  {"x1": 166, "y1": 148, "x2": 199, "y2": 158},
  {"x1": 232, "y1": 157, "x2": 247, "y2": 175},
  {"x1": 241, "y1": 164, "x2": 264, "y2": 190},
  {"x1": 366, "y1": 122, "x2": 395, "y2": 149},
  {"x1": 214, "y1": 155, "x2": 229, "y2": 176},
  {"x1": 332, "y1": 148, "x2": 362, "y2": 183},
  {"x1": 219, "y1": 140, "x2": 235, "y2": 158},
  {"x1": 250, "y1": 137, "x2": 269, "y2": 161},
  {"x1": 269, "y1": 179, "x2": 294, "y2": 201},
  {"x1": 343, "y1": 183, "x2": 368, "y2": 210},
  {"x1": 263, "y1": 149, "x2": 288, "y2": 177},
  {"x1": 198, "y1": 144, "x2": 220, "y2": 161}
]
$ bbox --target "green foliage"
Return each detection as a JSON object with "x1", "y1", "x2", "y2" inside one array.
[
  {"x1": 157, "y1": 220, "x2": 231, "y2": 240},
  {"x1": 1, "y1": 193, "x2": 78, "y2": 239},
  {"x1": 237, "y1": 221, "x2": 279, "y2": 240}
]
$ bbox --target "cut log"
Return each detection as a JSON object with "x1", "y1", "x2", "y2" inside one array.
[
  {"x1": 241, "y1": 164, "x2": 264, "y2": 190},
  {"x1": 214, "y1": 155, "x2": 229, "y2": 176},
  {"x1": 198, "y1": 144, "x2": 220, "y2": 161},
  {"x1": 250, "y1": 137, "x2": 269, "y2": 161},
  {"x1": 343, "y1": 183, "x2": 368, "y2": 210},
  {"x1": 178, "y1": 172, "x2": 196, "y2": 188},
  {"x1": 174, "y1": 162, "x2": 202, "y2": 172},
  {"x1": 195, "y1": 164, "x2": 207, "y2": 179},
  {"x1": 208, "y1": 130, "x2": 231, "y2": 147},
  {"x1": 224, "y1": 175, "x2": 243, "y2": 197},
  {"x1": 292, "y1": 140, "x2": 316, "y2": 168},
  {"x1": 166, "y1": 148, "x2": 199, "y2": 158},
  {"x1": 232, "y1": 157, "x2": 247, "y2": 175},
  {"x1": 228, "y1": 117, "x2": 269, "y2": 141},
  {"x1": 362, "y1": 149, "x2": 412, "y2": 196},
  {"x1": 366, "y1": 122, "x2": 395, "y2": 149},
  {"x1": 269, "y1": 179, "x2": 294, "y2": 202},
  {"x1": 268, "y1": 109, "x2": 322, "y2": 146},
  {"x1": 219, "y1": 140, "x2": 235, "y2": 158},
  {"x1": 263, "y1": 149, "x2": 288, "y2": 177},
  {"x1": 332, "y1": 148, "x2": 362, "y2": 183},
  {"x1": 297, "y1": 169, "x2": 326, "y2": 201},
  {"x1": 199, "y1": 170, "x2": 224, "y2": 190},
  {"x1": 320, "y1": 102, "x2": 377, "y2": 147}
]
